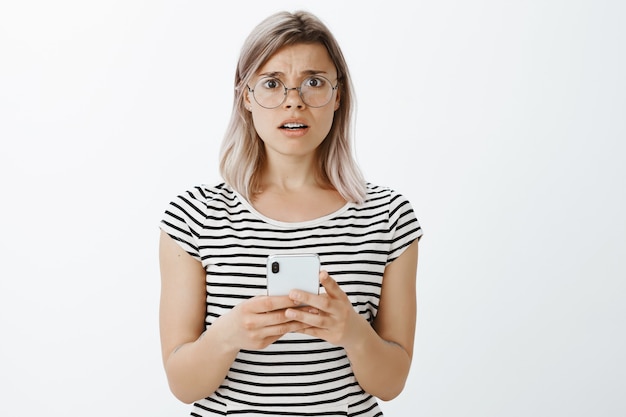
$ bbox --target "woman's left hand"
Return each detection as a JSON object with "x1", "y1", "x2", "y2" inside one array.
[{"x1": 286, "y1": 270, "x2": 367, "y2": 349}]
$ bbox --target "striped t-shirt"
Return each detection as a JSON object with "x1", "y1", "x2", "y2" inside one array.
[{"x1": 160, "y1": 182, "x2": 423, "y2": 417}]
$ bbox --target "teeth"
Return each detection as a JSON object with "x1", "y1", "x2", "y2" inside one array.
[{"x1": 282, "y1": 123, "x2": 306, "y2": 129}]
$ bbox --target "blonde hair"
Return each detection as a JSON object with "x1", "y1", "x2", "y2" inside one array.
[{"x1": 219, "y1": 11, "x2": 366, "y2": 204}]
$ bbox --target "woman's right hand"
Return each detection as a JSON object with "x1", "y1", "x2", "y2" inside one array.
[
  {"x1": 214, "y1": 295, "x2": 313, "y2": 351},
  {"x1": 160, "y1": 231, "x2": 315, "y2": 402}
]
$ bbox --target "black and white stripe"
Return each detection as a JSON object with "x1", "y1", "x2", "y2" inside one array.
[{"x1": 161, "y1": 182, "x2": 422, "y2": 416}]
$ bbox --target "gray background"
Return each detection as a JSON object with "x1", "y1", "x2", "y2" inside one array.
[{"x1": 1, "y1": 1, "x2": 624, "y2": 415}]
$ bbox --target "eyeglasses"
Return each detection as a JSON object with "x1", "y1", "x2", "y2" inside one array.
[{"x1": 247, "y1": 75, "x2": 339, "y2": 109}]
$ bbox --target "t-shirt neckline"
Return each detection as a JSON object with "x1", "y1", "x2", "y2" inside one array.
[{"x1": 230, "y1": 188, "x2": 353, "y2": 228}]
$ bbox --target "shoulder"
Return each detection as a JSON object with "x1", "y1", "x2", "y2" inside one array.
[
  {"x1": 364, "y1": 183, "x2": 423, "y2": 254},
  {"x1": 171, "y1": 182, "x2": 236, "y2": 208},
  {"x1": 363, "y1": 182, "x2": 413, "y2": 209},
  {"x1": 163, "y1": 182, "x2": 240, "y2": 225}
]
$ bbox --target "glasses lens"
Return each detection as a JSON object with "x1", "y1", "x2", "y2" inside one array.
[
  {"x1": 300, "y1": 76, "x2": 334, "y2": 107},
  {"x1": 253, "y1": 77, "x2": 285, "y2": 108},
  {"x1": 251, "y1": 76, "x2": 336, "y2": 108}
]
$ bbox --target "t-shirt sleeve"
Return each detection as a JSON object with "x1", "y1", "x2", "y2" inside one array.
[
  {"x1": 387, "y1": 190, "x2": 423, "y2": 264},
  {"x1": 159, "y1": 188, "x2": 207, "y2": 261}
]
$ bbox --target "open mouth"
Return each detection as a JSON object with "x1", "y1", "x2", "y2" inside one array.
[{"x1": 280, "y1": 123, "x2": 308, "y2": 130}]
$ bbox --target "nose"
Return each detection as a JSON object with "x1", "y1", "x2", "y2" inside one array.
[{"x1": 283, "y1": 87, "x2": 305, "y2": 109}]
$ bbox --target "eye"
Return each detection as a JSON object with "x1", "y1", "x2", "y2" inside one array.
[
  {"x1": 260, "y1": 77, "x2": 282, "y2": 90},
  {"x1": 303, "y1": 76, "x2": 326, "y2": 88}
]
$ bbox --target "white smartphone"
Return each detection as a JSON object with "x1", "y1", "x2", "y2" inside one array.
[{"x1": 266, "y1": 253, "x2": 320, "y2": 296}]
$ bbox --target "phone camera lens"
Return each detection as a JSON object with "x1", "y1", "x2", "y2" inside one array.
[{"x1": 271, "y1": 261, "x2": 280, "y2": 273}]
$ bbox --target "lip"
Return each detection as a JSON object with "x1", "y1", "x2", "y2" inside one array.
[
  {"x1": 277, "y1": 118, "x2": 309, "y2": 129},
  {"x1": 277, "y1": 118, "x2": 310, "y2": 138}
]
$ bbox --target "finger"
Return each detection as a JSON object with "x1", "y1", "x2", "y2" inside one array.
[
  {"x1": 265, "y1": 319, "x2": 314, "y2": 336},
  {"x1": 318, "y1": 271, "x2": 345, "y2": 299},
  {"x1": 244, "y1": 312, "x2": 314, "y2": 343},
  {"x1": 254, "y1": 321, "x2": 314, "y2": 348},
  {"x1": 294, "y1": 306, "x2": 320, "y2": 315},
  {"x1": 287, "y1": 271, "x2": 334, "y2": 307},
  {"x1": 247, "y1": 295, "x2": 302, "y2": 313},
  {"x1": 249, "y1": 307, "x2": 303, "y2": 330},
  {"x1": 293, "y1": 326, "x2": 325, "y2": 340},
  {"x1": 285, "y1": 308, "x2": 326, "y2": 328},
  {"x1": 288, "y1": 289, "x2": 330, "y2": 311}
]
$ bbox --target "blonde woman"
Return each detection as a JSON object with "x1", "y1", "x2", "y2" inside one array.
[{"x1": 159, "y1": 10, "x2": 422, "y2": 416}]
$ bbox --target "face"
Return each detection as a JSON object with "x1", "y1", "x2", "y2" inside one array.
[{"x1": 245, "y1": 43, "x2": 340, "y2": 161}]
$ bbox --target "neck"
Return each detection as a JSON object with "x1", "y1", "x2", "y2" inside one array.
[{"x1": 259, "y1": 154, "x2": 324, "y2": 193}]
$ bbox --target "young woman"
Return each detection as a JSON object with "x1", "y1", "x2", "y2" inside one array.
[{"x1": 159, "y1": 10, "x2": 422, "y2": 416}]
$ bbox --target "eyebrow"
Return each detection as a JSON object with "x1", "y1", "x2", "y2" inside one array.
[{"x1": 257, "y1": 70, "x2": 329, "y2": 78}]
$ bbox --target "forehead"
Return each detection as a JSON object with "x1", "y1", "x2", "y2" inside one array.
[{"x1": 257, "y1": 43, "x2": 337, "y2": 76}]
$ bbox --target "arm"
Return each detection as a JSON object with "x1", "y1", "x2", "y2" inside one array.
[
  {"x1": 361, "y1": 239, "x2": 418, "y2": 399},
  {"x1": 159, "y1": 230, "x2": 237, "y2": 403},
  {"x1": 159, "y1": 231, "x2": 312, "y2": 403},
  {"x1": 286, "y1": 239, "x2": 419, "y2": 400}
]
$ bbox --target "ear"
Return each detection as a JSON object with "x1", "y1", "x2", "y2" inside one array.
[
  {"x1": 334, "y1": 87, "x2": 341, "y2": 111},
  {"x1": 244, "y1": 89, "x2": 253, "y2": 111}
]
